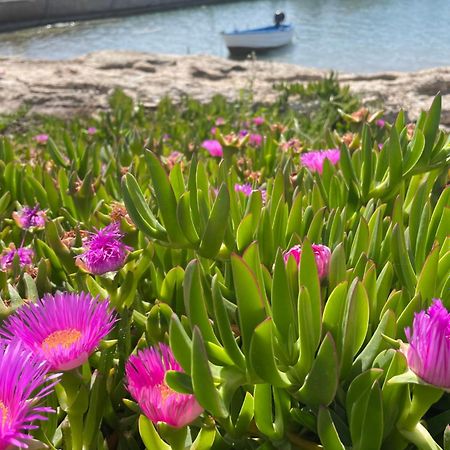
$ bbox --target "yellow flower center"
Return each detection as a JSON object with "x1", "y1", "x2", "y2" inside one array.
[
  {"x1": 0, "y1": 400, "x2": 9, "y2": 425},
  {"x1": 42, "y1": 329, "x2": 82, "y2": 351},
  {"x1": 159, "y1": 383, "x2": 174, "y2": 402}
]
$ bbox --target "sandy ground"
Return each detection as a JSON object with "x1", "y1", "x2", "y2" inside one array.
[{"x1": 0, "y1": 51, "x2": 449, "y2": 127}]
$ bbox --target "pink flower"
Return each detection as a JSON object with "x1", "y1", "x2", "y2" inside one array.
[
  {"x1": 201, "y1": 140, "x2": 223, "y2": 157},
  {"x1": 77, "y1": 222, "x2": 131, "y2": 275},
  {"x1": 252, "y1": 117, "x2": 265, "y2": 126},
  {"x1": 12, "y1": 205, "x2": 46, "y2": 229},
  {"x1": 235, "y1": 183, "x2": 253, "y2": 196},
  {"x1": 34, "y1": 134, "x2": 49, "y2": 144},
  {"x1": 0, "y1": 342, "x2": 58, "y2": 449},
  {"x1": 126, "y1": 344, "x2": 203, "y2": 428},
  {"x1": 210, "y1": 127, "x2": 217, "y2": 135},
  {"x1": 0, "y1": 292, "x2": 116, "y2": 371},
  {"x1": 283, "y1": 244, "x2": 331, "y2": 279},
  {"x1": 300, "y1": 149, "x2": 340, "y2": 174},
  {"x1": 87, "y1": 127, "x2": 97, "y2": 135},
  {"x1": 249, "y1": 133, "x2": 263, "y2": 147},
  {"x1": 215, "y1": 117, "x2": 225, "y2": 126},
  {"x1": 0, "y1": 245, "x2": 34, "y2": 271},
  {"x1": 375, "y1": 119, "x2": 385, "y2": 128},
  {"x1": 405, "y1": 299, "x2": 450, "y2": 390}
]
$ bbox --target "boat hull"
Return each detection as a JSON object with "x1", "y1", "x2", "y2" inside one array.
[{"x1": 222, "y1": 25, "x2": 294, "y2": 51}]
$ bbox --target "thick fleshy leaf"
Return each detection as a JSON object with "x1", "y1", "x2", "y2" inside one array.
[
  {"x1": 191, "y1": 327, "x2": 228, "y2": 418},
  {"x1": 249, "y1": 318, "x2": 290, "y2": 387},
  {"x1": 138, "y1": 415, "x2": 171, "y2": 450},
  {"x1": 297, "y1": 333, "x2": 339, "y2": 407},
  {"x1": 144, "y1": 150, "x2": 188, "y2": 245},
  {"x1": 199, "y1": 183, "x2": 230, "y2": 258},
  {"x1": 318, "y1": 407, "x2": 346, "y2": 450},
  {"x1": 231, "y1": 254, "x2": 267, "y2": 356}
]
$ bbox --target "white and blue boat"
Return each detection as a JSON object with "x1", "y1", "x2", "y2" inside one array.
[{"x1": 222, "y1": 12, "x2": 294, "y2": 52}]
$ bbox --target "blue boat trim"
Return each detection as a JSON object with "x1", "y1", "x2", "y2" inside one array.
[{"x1": 222, "y1": 24, "x2": 293, "y2": 36}]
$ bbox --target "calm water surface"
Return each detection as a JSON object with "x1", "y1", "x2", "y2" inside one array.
[{"x1": 1, "y1": 0, "x2": 449, "y2": 72}]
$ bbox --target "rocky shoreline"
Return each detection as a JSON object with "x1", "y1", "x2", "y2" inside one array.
[{"x1": 0, "y1": 51, "x2": 449, "y2": 127}]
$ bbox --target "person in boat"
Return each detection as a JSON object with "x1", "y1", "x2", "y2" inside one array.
[{"x1": 274, "y1": 11, "x2": 285, "y2": 27}]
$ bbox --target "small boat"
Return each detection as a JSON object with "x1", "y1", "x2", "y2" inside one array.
[{"x1": 222, "y1": 11, "x2": 294, "y2": 52}]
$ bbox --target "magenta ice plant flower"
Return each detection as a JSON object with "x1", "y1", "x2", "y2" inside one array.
[
  {"x1": 405, "y1": 299, "x2": 450, "y2": 390},
  {"x1": 34, "y1": 134, "x2": 49, "y2": 144},
  {"x1": 201, "y1": 140, "x2": 223, "y2": 157},
  {"x1": 0, "y1": 341, "x2": 58, "y2": 449},
  {"x1": 0, "y1": 245, "x2": 34, "y2": 271},
  {"x1": 235, "y1": 183, "x2": 253, "y2": 196},
  {"x1": 249, "y1": 133, "x2": 263, "y2": 147},
  {"x1": 300, "y1": 149, "x2": 340, "y2": 174},
  {"x1": 126, "y1": 343, "x2": 203, "y2": 428},
  {"x1": 12, "y1": 205, "x2": 46, "y2": 229},
  {"x1": 252, "y1": 116, "x2": 265, "y2": 126},
  {"x1": 375, "y1": 119, "x2": 386, "y2": 128},
  {"x1": 87, "y1": 127, "x2": 97, "y2": 135},
  {"x1": 283, "y1": 244, "x2": 331, "y2": 279},
  {"x1": 0, "y1": 292, "x2": 116, "y2": 372},
  {"x1": 77, "y1": 222, "x2": 131, "y2": 275}
]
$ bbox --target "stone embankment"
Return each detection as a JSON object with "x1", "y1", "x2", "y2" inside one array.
[
  {"x1": 0, "y1": 51, "x2": 449, "y2": 127},
  {"x1": 0, "y1": 0, "x2": 233, "y2": 32}
]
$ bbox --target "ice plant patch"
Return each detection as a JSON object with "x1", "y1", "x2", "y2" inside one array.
[
  {"x1": 283, "y1": 244, "x2": 331, "y2": 279},
  {"x1": 126, "y1": 344, "x2": 203, "y2": 428},
  {"x1": 405, "y1": 299, "x2": 450, "y2": 390},
  {"x1": 0, "y1": 342, "x2": 58, "y2": 449},
  {"x1": 77, "y1": 222, "x2": 131, "y2": 275},
  {"x1": 0, "y1": 245, "x2": 34, "y2": 271},
  {"x1": 0, "y1": 292, "x2": 116, "y2": 371},
  {"x1": 12, "y1": 205, "x2": 46, "y2": 229},
  {"x1": 300, "y1": 149, "x2": 340, "y2": 174}
]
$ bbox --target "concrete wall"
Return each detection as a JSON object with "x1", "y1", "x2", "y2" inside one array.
[{"x1": 0, "y1": 0, "x2": 234, "y2": 32}]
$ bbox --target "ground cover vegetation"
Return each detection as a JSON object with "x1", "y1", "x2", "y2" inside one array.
[{"x1": 0, "y1": 77, "x2": 449, "y2": 450}]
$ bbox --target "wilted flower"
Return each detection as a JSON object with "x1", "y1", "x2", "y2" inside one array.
[
  {"x1": 0, "y1": 292, "x2": 116, "y2": 371},
  {"x1": 0, "y1": 342, "x2": 58, "y2": 449},
  {"x1": 280, "y1": 138, "x2": 303, "y2": 153},
  {"x1": 235, "y1": 183, "x2": 253, "y2": 196},
  {"x1": 164, "y1": 151, "x2": 183, "y2": 170},
  {"x1": 351, "y1": 107, "x2": 369, "y2": 122},
  {"x1": 406, "y1": 123, "x2": 415, "y2": 140},
  {"x1": 0, "y1": 245, "x2": 34, "y2": 271},
  {"x1": 283, "y1": 244, "x2": 331, "y2": 279},
  {"x1": 253, "y1": 116, "x2": 265, "y2": 126},
  {"x1": 300, "y1": 149, "x2": 340, "y2": 174},
  {"x1": 12, "y1": 205, "x2": 46, "y2": 229},
  {"x1": 34, "y1": 134, "x2": 49, "y2": 144},
  {"x1": 249, "y1": 133, "x2": 263, "y2": 147},
  {"x1": 201, "y1": 140, "x2": 223, "y2": 157},
  {"x1": 405, "y1": 299, "x2": 450, "y2": 390},
  {"x1": 77, "y1": 222, "x2": 131, "y2": 275},
  {"x1": 87, "y1": 127, "x2": 97, "y2": 135},
  {"x1": 341, "y1": 132, "x2": 354, "y2": 147},
  {"x1": 126, "y1": 344, "x2": 203, "y2": 428}
]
